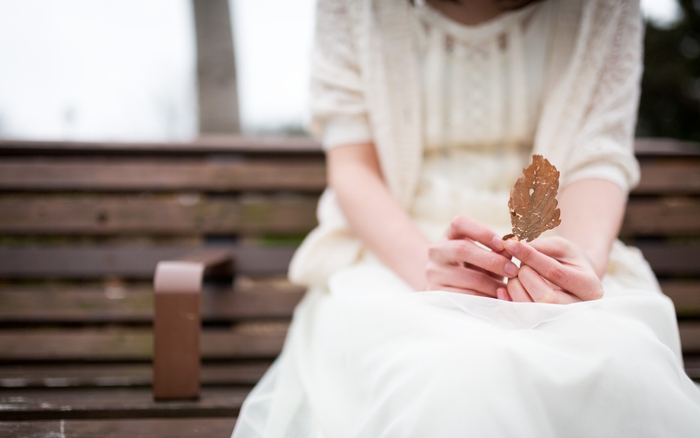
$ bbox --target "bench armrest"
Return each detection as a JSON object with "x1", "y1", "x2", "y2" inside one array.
[{"x1": 152, "y1": 250, "x2": 234, "y2": 400}]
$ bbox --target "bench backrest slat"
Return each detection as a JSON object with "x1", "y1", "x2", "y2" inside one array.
[
  {"x1": 0, "y1": 195, "x2": 318, "y2": 235},
  {"x1": 0, "y1": 158, "x2": 326, "y2": 192},
  {"x1": 0, "y1": 245, "x2": 296, "y2": 279}
]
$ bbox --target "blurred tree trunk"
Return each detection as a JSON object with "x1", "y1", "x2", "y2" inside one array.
[{"x1": 193, "y1": 0, "x2": 240, "y2": 134}]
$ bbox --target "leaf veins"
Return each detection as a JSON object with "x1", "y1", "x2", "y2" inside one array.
[{"x1": 503, "y1": 154, "x2": 562, "y2": 242}]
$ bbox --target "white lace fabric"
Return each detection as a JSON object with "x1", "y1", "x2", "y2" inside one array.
[
  {"x1": 411, "y1": 1, "x2": 552, "y2": 234},
  {"x1": 416, "y1": 1, "x2": 547, "y2": 149}
]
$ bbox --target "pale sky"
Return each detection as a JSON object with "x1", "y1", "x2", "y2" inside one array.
[
  {"x1": 640, "y1": 0, "x2": 684, "y2": 28},
  {"x1": 0, "y1": 0, "x2": 681, "y2": 142}
]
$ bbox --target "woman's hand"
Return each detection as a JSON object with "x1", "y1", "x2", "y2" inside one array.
[
  {"x1": 498, "y1": 236, "x2": 603, "y2": 304},
  {"x1": 426, "y1": 215, "x2": 520, "y2": 296}
]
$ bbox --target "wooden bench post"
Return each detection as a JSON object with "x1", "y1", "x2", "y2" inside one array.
[{"x1": 153, "y1": 261, "x2": 203, "y2": 400}]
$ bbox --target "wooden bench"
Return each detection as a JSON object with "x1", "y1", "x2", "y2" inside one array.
[
  {"x1": 0, "y1": 136, "x2": 698, "y2": 436},
  {"x1": 0, "y1": 136, "x2": 323, "y2": 436}
]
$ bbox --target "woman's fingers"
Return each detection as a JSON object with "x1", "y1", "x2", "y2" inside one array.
[
  {"x1": 464, "y1": 262, "x2": 508, "y2": 280},
  {"x1": 426, "y1": 261, "x2": 505, "y2": 297},
  {"x1": 504, "y1": 239, "x2": 603, "y2": 301},
  {"x1": 517, "y1": 266, "x2": 580, "y2": 304},
  {"x1": 427, "y1": 218, "x2": 518, "y2": 296},
  {"x1": 496, "y1": 287, "x2": 512, "y2": 301},
  {"x1": 430, "y1": 239, "x2": 518, "y2": 279},
  {"x1": 446, "y1": 215, "x2": 505, "y2": 253},
  {"x1": 527, "y1": 236, "x2": 572, "y2": 261},
  {"x1": 506, "y1": 277, "x2": 533, "y2": 302},
  {"x1": 504, "y1": 239, "x2": 576, "y2": 291}
]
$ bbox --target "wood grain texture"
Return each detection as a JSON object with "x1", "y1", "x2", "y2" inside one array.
[
  {"x1": 0, "y1": 194, "x2": 318, "y2": 235},
  {"x1": 0, "y1": 323, "x2": 287, "y2": 362},
  {"x1": 1, "y1": 137, "x2": 694, "y2": 156},
  {"x1": 633, "y1": 158, "x2": 700, "y2": 195},
  {"x1": 622, "y1": 197, "x2": 700, "y2": 236},
  {"x1": 633, "y1": 138, "x2": 700, "y2": 157},
  {"x1": 685, "y1": 356, "x2": 700, "y2": 380},
  {"x1": 0, "y1": 158, "x2": 325, "y2": 192},
  {"x1": 0, "y1": 280, "x2": 304, "y2": 324},
  {"x1": 0, "y1": 245, "x2": 297, "y2": 279},
  {"x1": 0, "y1": 387, "x2": 247, "y2": 420},
  {"x1": 4, "y1": 241, "x2": 697, "y2": 279},
  {"x1": 635, "y1": 242, "x2": 700, "y2": 276},
  {"x1": 659, "y1": 280, "x2": 700, "y2": 318},
  {"x1": 0, "y1": 137, "x2": 697, "y2": 428},
  {"x1": 0, "y1": 322, "x2": 695, "y2": 360},
  {"x1": 680, "y1": 323, "x2": 700, "y2": 354},
  {"x1": 0, "y1": 418, "x2": 236, "y2": 438},
  {"x1": 0, "y1": 362, "x2": 270, "y2": 389},
  {"x1": 1, "y1": 280, "x2": 695, "y2": 323},
  {"x1": 0, "y1": 135, "x2": 322, "y2": 155}
]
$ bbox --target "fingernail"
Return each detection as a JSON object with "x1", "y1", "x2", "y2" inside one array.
[
  {"x1": 491, "y1": 236, "x2": 504, "y2": 251},
  {"x1": 505, "y1": 240, "x2": 519, "y2": 254},
  {"x1": 505, "y1": 262, "x2": 518, "y2": 277}
]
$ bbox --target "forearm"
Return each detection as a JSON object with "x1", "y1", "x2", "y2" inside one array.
[
  {"x1": 328, "y1": 143, "x2": 431, "y2": 290},
  {"x1": 556, "y1": 179, "x2": 627, "y2": 278}
]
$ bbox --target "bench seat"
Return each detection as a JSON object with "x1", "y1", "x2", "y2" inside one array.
[{"x1": 0, "y1": 136, "x2": 698, "y2": 436}]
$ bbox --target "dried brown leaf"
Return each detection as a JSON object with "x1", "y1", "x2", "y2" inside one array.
[{"x1": 504, "y1": 154, "x2": 562, "y2": 242}]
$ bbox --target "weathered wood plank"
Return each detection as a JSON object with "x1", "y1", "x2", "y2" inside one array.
[
  {"x1": 0, "y1": 195, "x2": 318, "y2": 235},
  {"x1": 680, "y1": 323, "x2": 700, "y2": 354},
  {"x1": 0, "y1": 245, "x2": 297, "y2": 279},
  {"x1": 660, "y1": 280, "x2": 700, "y2": 318},
  {"x1": 4, "y1": 193, "x2": 699, "y2": 237},
  {"x1": 0, "y1": 323, "x2": 287, "y2": 362},
  {"x1": 1, "y1": 280, "x2": 697, "y2": 323},
  {"x1": 7, "y1": 192, "x2": 698, "y2": 237},
  {"x1": 0, "y1": 158, "x2": 325, "y2": 192},
  {"x1": 633, "y1": 138, "x2": 700, "y2": 157},
  {"x1": 0, "y1": 387, "x2": 247, "y2": 420},
  {"x1": 635, "y1": 242, "x2": 700, "y2": 277},
  {"x1": 0, "y1": 136, "x2": 322, "y2": 155},
  {"x1": 0, "y1": 362, "x2": 269, "y2": 389},
  {"x1": 633, "y1": 158, "x2": 700, "y2": 195},
  {"x1": 685, "y1": 356, "x2": 700, "y2": 381},
  {"x1": 0, "y1": 137, "x2": 694, "y2": 156},
  {"x1": 0, "y1": 418, "x2": 236, "y2": 438},
  {"x1": 0, "y1": 322, "x2": 695, "y2": 361},
  {"x1": 622, "y1": 197, "x2": 700, "y2": 236},
  {"x1": 0, "y1": 280, "x2": 303, "y2": 324},
  {"x1": 4, "y1": 241, "x2": 696, "y2": 280}
]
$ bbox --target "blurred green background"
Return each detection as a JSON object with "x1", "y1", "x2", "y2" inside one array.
[{"x1": 638, "y1": 0, "x2": 700, "y2": 141}]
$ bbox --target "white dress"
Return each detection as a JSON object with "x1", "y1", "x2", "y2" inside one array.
[{"x1": 232, "y1": 3, "x2": 700, "y2": 437}]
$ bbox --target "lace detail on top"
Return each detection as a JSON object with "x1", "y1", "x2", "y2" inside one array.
[
  {"x1": 415, "y1": 1, "x2": 552, "y2": 152},
  {"x1": 410, "y1": 2, "x2": 555, "y2": 234}
]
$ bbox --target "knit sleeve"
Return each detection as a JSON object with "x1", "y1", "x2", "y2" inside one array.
[
  {"x1": 564, "y1": 0, "x2": 643, "y2": 193},
  {"x1": 309, "y1": 0, "x2": 372, "y2": 150}
]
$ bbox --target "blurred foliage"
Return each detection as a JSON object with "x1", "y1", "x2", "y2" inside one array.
[{"x1": 637, "y1": 0, "x2": 700, "y2": 141}]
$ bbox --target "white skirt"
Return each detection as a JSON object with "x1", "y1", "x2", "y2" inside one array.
[{"x1": 232, "y1": 241, "x2": 700, "y2": 437}]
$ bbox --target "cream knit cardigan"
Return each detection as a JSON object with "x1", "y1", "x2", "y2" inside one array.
[{"x1": 289, "y1": 0, "x2": 643, "y2": 288}]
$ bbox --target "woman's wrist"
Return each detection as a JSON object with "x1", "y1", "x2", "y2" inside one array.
[
  {"x1": 384, "y1": 239, "x2": 430, "y2": 291},
  {"x1": 583, "y1": 246, "x2": 610, "y2": 280},
  {"x1": 556, "y1": 234, "x2": 610, "y2": 279}
]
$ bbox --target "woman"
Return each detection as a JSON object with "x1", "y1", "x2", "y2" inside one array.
[{"x1": 232, "y1": 0, "x2": 700, "y2": 436}]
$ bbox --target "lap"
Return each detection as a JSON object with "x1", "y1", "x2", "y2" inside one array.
[{"x1": 234, "y1": 243, "x2": 700, "y2": 438}]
